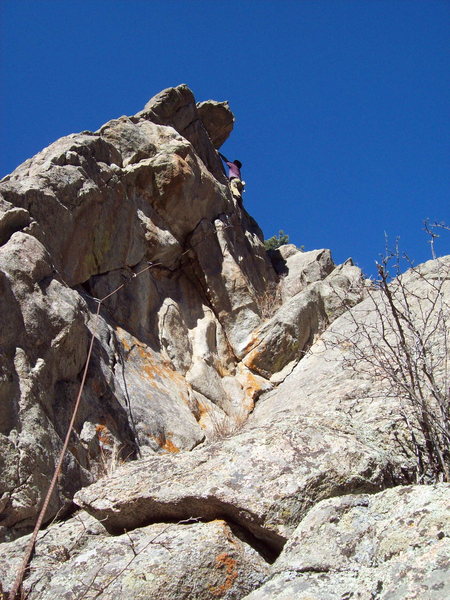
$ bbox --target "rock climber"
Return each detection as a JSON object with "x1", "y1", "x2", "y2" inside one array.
[{"x1": 218, "y1": 152, "x2": 245, "y2": 204}]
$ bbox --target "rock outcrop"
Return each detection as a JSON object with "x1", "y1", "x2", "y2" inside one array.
[
  {"x1": 0, "y1": 84, "x2": 364, "y2": 542},
  {"x1": 243, "y1": 484, "x2": 450, "y2": 599},
  {"x1": 0, "y1": 512, "x2": 270, "y2": 599},
  {"x1": 0, "y1": 84, "x2": 448, "y2": 599},
  {"x1": 79, "y1": 259, "x2": 450, "y2": 550},
  {"x1": 197, "y1": 100, "x2": 235, "y2": 149}
]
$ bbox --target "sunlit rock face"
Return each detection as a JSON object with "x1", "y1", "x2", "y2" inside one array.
[
  {"x1": 2, "y1": 84, "x2": 445, "y2": 600},
  {"x1": 0, "y1": 84, "x2": 276, "y2": 540}
]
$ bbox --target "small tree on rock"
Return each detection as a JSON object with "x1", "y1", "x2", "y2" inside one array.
[{"x1": 264, "y1": 230, "x2": 289, "y2": 251}]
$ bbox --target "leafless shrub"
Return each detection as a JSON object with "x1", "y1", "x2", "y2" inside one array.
[
  {"x1": 330, "y1": 241, "x2": 450, "y2": 483},
  {"x1": 208, "y1": 410, "x2": 248, "y2": 442},
  {"x1": 258, "y1": 277, "x2": 284, "y2": 320},
  {"x1": 96, "y1": 442, "x2": 127, "y2": 479},
  {"x1": 423, "y1": 219, "x2": 450, "y2": 260}
]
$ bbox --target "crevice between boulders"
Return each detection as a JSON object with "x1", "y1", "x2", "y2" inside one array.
[{"x1": 82, "y1": 495, "x2": 286, "y2": 564}]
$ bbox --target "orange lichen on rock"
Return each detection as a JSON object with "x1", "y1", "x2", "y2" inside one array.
[
  {"x1": 142, "y1": 361, "x2": 155, "y2": 381},
  {"x1": 115, "y1": 326, "x2": 131, "y2": 352},
  {"x1": 161, "y1": 438, "x2": 180, "y2": 453},
  {"x1": 238, "y1": 369, "x2": 270, "y2": 412},
  {"x1": 209, "y1": 552, "x2": 238, "y2": 597},
  {"x1": 116, "y1": 327, "x2": 184, "y2": 386},
  {"x1": 194, "y1": 399, "x2": 210, "y2": 428},
  {"x1": 151, "y1": 433, "x2": 180, "y2": 453},
  {"x1": 135, "y1": 344, "x2": 186, "y2": 385},
  {"x1": 242, "y1": 346, "x2": 266, "y2": 375},
  {"x1": 240, "y1": 333, "x2": 261, "y2": 357},
  {"x1": 95, "y1": 424, "x2": 113, "y2": 447}
]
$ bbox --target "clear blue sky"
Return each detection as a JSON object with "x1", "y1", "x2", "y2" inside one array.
[{"x1": 1, "y1": 0, "x2": 449, "y2": 277}]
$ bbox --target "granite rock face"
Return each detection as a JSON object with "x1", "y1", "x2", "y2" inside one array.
[
  {"x1": 242, "y1": 484, "x2": 450, "y2": 600},
  {"x1": 197, "y1": 100, "x2": 235, "y2": 148},
  {"x1": 0, "y1": 512, "x2": 269, "y2": 600},
  {"x1": 0, "y1": 84, "x2": 360, "y2": 541},
  {"x1": 79, "y1": 261, "x2": 444, "y2": 551},
  {"x1": 0, "y1": 231, "x2": 92, "y2": 538},
  {"x1": 1, "y1": 84, "x2": 448, "y2": 599}
]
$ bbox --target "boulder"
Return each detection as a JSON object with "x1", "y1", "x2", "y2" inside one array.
[
  {"x1": 242, "y1": 285, "x2": 327, "y2": 379},
  {"x1": 241, "y1": 248, "x2": 366, "y2": 380},
  {"x1": 75, "y1": 413, "x2": 403, "y2": 554},
  {"x1": 197, "y1": 100, "x2": 235, "y2": 148},
  {"x1": 0, "y1": 196, "x2": 31, "y2": 246},
  {"x1": 316, "y1": 258, "x2": 367, "y2": 320},
  {"x1": 276, "y1": 247, "x2": 335, "y2": 300},
  {"x1": 0, "y1": 512, "x2": 269, "y2": 600},
  {"x1": 137, "y1": 84, "x2": 226, "y2": 180},
  {"x1": 242, "y1": 484, "x2": 450, "y2": 599}
]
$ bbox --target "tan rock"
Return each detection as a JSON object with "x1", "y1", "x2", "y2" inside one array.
[
  {"x1": 190, "y1": 214, "x2": 277, "y2": 357},
  {"x1": 242, "y1": 285, "x2": 327, "y2": 378},
  {"x1": 74, "y1": 412, "x2": 404, "y2": 554},
  {"x1": 75, "y1": 257, "x2": 450, "y2": 560},
  {"x1": 0, "y1": 83, "x2": 391, "y2": 553},
  {"x1": 138, "y1": 84, "x2": 226, "y2": 180},
  {"x1": 197, "y1": 99, "x2": 235, "y2": 148},
  {"x1": 0, "y1": 233, "x2": 91, "y2": 539},
  {"x1": 0, "y1": 85, "x2": 281, "y2": 537},
  {"x1": 278, "y1": 247, "x2": 335, "y2": 301}
]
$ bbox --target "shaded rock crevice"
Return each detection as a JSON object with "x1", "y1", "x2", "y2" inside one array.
[
  {"x1": 0, "y1": 204, "x2": 32, "y2": 246},
  {"x1": 81, "y1": 493, "x2": 287, "y2": 559}
]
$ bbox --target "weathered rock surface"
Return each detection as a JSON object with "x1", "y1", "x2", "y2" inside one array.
[
  {"x1": 74, "y1": 413, "x2": 403, "y2": 553},
  {"x1": 242, "y1": 284, "x2": 328, "y2": 379},
  {"x1": 270, "y1": 246, "x2": 365, "y2": 317},
  {"x1": 271, "y1": 246, "x2": 334, "y2": 299},
  {"x1": 1, "y1": 83, "x2": 448, "y2": 599},
  {"x1": 197, "y1": 100, "x2": 235, "y2": 148},
  {"x1": 0, "y1": 231, "x2": 92, "y2": 539},
  {"x1": 1, "y1": 84, "x2": 360, "y2": 539},
  {"x1": 254, "y1": 255, "x2": 450, "y2": 445},
  {"x1": 77, "y1": 257, "x2": 433, "y2": 549},
  {"x1": 137, "y1": 84, "x2": 226, "y2": 180},
  {"x1": 242, "y1": 484, "x2": 450, "y2": 599},
  {"x1": 80, "y1": 260, "x2": 450, "y2": 555},
  {"x1": 74, "y1": 255, "x2": 450, "y2": 592},
  {"x1": 0, "y1": 512, "x2": 269, "y2": 599},
  {"x1": 245, "y1": 245, "x2": 367, "y2": 379}
]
